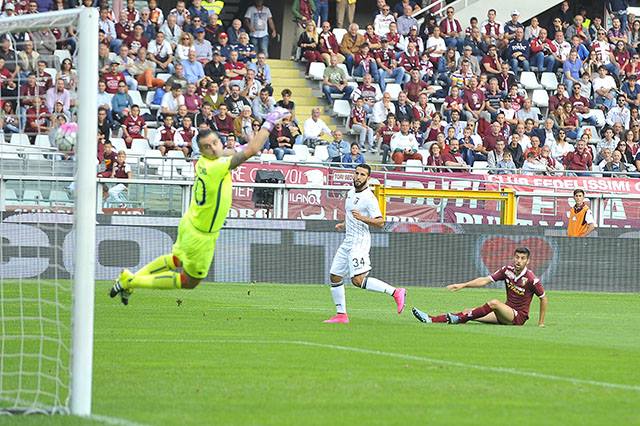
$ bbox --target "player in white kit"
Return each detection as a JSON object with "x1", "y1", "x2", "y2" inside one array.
[{"x1": 324, "y1": 164, "x2": 407, "y2": 324}]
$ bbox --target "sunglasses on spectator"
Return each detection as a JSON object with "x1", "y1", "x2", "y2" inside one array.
[{"x1": 252, "y1": 123, "x2": 261, "y2": 127}]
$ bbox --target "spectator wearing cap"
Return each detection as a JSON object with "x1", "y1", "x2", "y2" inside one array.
[
  {"x1": 504, "y1": 10, "x2": 523, "y2": 41},
  {"x1": 374, "y1": 3, "x2": 395, "y2": 37},
  {"x1": 0, "y1": 2, "x2": 16, "y2": 18},
  {"x1": 375, "y1": 37, "x2": 405, "y2": 91},
  {"x1": 236, "y1": 32, "x2": 257, "y2": 64},
  {"x1": 136, "y1": 8, "x2": 157, "y2": 41},
  {"x1": 214, "y1": 32, "x2": 234, "y2": 60},
  {"x1": 396, "y1": 4, "x2": 418, "y2": 36},
  {"x1": 204, "y1": 51, "x2": 226, "y2": 84},
  {"x1": 439, "y1": 6, "x2": 463, "y2": 50},
  {"x1": 159, "y1": 13, "x2": 183, "y2": 50},
  {"x1": 340, "y1": 23, "x2": 366, "y2": 73},
  {"x1": 181, "y1": 50, "x2": 206, "y2": 84},
  {"x1": 244, "y1": 0, "x2": 277, "y2": 57},
  {"x1": 193, "y1": 27, "x2": 213, "y2": 64}
]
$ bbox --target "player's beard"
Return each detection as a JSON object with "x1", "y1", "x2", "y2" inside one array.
[{"x1": 353, "y1": 178, "x2": 367, "y2": 192}]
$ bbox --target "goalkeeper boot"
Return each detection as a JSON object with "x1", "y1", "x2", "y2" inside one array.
[
  {"x1": 411, "y1": 307, "x2": 432, "y2": 323},
  {"x1": 446, "y1": 312, "x2": 460, "y2": 324},
  {"x1": 393, "y1": 288, "x2": 407, "y2": 314},
  {"x1": 323, "y1": 313, "x2": 350, "y2": 324},
  {"x1": 110, "y1": 269, "x2": 134, "y2": 305}
]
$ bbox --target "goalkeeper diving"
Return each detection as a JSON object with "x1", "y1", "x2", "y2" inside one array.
[{"x1": 110, "y1": 107, "x2": 291, "y2": 305}]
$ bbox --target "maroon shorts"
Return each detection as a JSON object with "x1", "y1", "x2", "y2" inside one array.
[{"x1": 511, "y1": 310, "x2": 528, "y2": 326}]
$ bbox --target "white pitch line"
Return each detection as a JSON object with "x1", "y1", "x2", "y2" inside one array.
[
  {"x1": 88, "y1": 413, "x2": 151, "y2": 426},
  {"x1": 105, "y1": 338, "x2": 640, "y2": 393}
]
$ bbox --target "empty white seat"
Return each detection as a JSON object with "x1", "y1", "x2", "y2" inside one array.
[
  {"x1": 313, "y1": 144, "x2": 329, "y2": 161},
  {"x1": 34, "y1": 134, "x2": 52, "y2": 148},
  {"x1": 44, "y1": 67, "x2": 57, "y2": 78},
  {"x1": 128, "y1": 90, "x2": 146, "y2": 108},
  {"x1": 332, "y1": 99, "x2": 351, "y2": 117},
  {"x1": 4, "y1": 189, "x2": 20, "y2": 205},
  {"x1": 540, "y1": 72, "x2": 558, "y2": 91},
  {"x1": 474, "y1": 160, "x2": 489, "y2": 173},
  {"x1": 520, "y1": 72, "x2": 542, "y2": 90},
  {"x1": 308, "y1": 62, "x2": 326, "y2": 80},
  {"x1": 531, "y1": 89, "x2": 549, "y2": 108},
  {"x1": 180, "y1": 163, "x2": 195, "y2": 178},
  {"x1": 332, "y1": 28, "x2": 347, "y2": 44},
  {"x1": 384, "y1": 83, "x2": 402, "y2": 101},
  {"x1": 292, "y1": 144, "x2": 310, "y2": 161},
  {"x1": 10, "y1": 133, "x2": 30, "y2": 146},
  {"x1": 167, "y1": 150, "x2": 185, "y2": 159},
  {"x1": 282, "y1": 154, "x2": 300, "y2": 162},
  {"x1": 49, "y1": 190, "x2": 72, "y2": 206},
  {"x1": 130, "y1": 138, "x2": 149, "y2": 154},
  {"x1": 417, "y1": 149, "x2": 430, "y2": 165},
  {"x1": 0, "y1": 149, "x2": 21, "y2": 159},
  {"x1": 260, "y1": 153, "x2": 277, "y2": 161},
  {"x1": 23, "y1": 189, "x2": 44, "y2": 203},
  {"x1": 337, "y1": 64, "x2": 353, "y2": 81},
  {"x1": 157, "y1": 73, "x2": 171, "y2": 82},
  {"x1": 53, "y1": 49, "x2": 70, "y2": 65},
  {"x1": 145, "y1": 91, "x2": 158, "y2": 108},
  {"x1": 405, "y1": 159, "x2": 423, "y2": 172},
  {"x1": 110, "y1": 137, "x2": 127, "y2": 152}
]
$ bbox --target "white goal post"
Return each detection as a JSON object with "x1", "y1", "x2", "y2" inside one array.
[{"x1": 0, "y1": 7, "x2": 98, "y2": 417}]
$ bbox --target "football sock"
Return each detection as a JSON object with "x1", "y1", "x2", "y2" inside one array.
[
  {"x1": 430, "y1": 314, "x2": 448, "y2": 323},
  {"x1": 330, "y1": 281, "x2": 346, "y2": 314},
  {"x1": 453, "y1": 303, "x2": 493, "y2": 324},
  {"x1": 126, "y1": 272, "x2": 182, "y2": 290},
  {"x1": 362, "y1": 277, "x2": 396, "y2": 295},
  {"x1": 134, "y1": 254, "x2": 179, "y2": 277}
]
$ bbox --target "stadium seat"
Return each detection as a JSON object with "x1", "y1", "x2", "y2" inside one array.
[
  {"x1": 384, "y1": 83, "x2": 402, "y2": 101},
  {"x1": 292, "y1": 144, "x2": 310, "y2": 161},
  {"x1": 405, "y1": 159, "x2": 423, "y2": 172},
  {"x1": 111, "y1": 138, "x2": 127, "y2": 152},
  {"x1": 44, "y1": 67, "x2": 57, "y2": 78},
  {"x1": 337, "y1": 64, "x2": 353, "y2": 81},
  {"x1": 10, "y1": 133, "x2": 30, "y2": 146},
  {"x1": 147, "y1": 128, "x2": 158, "y2": 144},
  {"x1": 53, "y1": 49, "x2": 71, "y2": 66},
  {"x1": 3, "y1": 188, "x2": 20, "y2": 205},
  {"x1": 130, "y1": 139, "x2": 149, "y2": 154},
  {"x1": 259, "y1": 153, "x2": 277, "y2": 162},
  {"x1": 582, "y1": 125, "x2": 600, "y2": 142},
  {"x1": 473, "y1": 161, "x2": 489, "y2": 174},
  {"x1": 313, "y1": 145, "x2": 329, "y2": 162},
  {"x1": 34, "y1": 134, "x2": 52, "y2": 148},
  {"x1": 307, "y1": 62, "x2": 325, "y2": 80},
  {"x1": 282, "y1": 154, "x2": 300, "y2": 163},
  {"x1": 589, "y1": 109, "x2": 606, "y2": 127},
  {"x1": 417, "y1": 149, "x2": 430, "y2": 165},
  {"x1": 531, "y1": 90, "x2": 549, "y2": 108},
  {"x1": 540, "y1": 72, "x2": 559, "y2": 91},
  {"x1": 145, "y1": 91, "x2": 159, "y2": 110},
  {"x1": 128, "y1": 90, "x2": 146, "y2": 108},
  {"x1": 332, "y1": 28, "x2": 347, "y2": 44},
  {"x1": 22, "y1": 146, "x2": 46, "y2": 160},
  {"x1": 0, "y1": 149, "x2": 21, "y2": 159},
  {"x1": 49, "y1": 190, "x2": 72, "y2": 206},
  {"x1": 332, "y1": 99, "x2": 351, "y2": 118},
  {"x1": 520, "y1": 72, "x2": 542, "y2": 90},
  {"x1": 157, "y1": 73, "x2": 171, "y2": 82},
  {"x1": 22, "y1": 189, "x2": 44, "y2": 203}
]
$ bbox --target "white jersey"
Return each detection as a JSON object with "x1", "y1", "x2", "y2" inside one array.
[{"x1": 343, "y1": 187, "x2": 382, "y2": 248}]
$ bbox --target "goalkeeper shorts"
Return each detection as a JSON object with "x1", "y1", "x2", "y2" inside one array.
[{"x1": 172, "y1": 217, "x2": 219, "y2": 279}]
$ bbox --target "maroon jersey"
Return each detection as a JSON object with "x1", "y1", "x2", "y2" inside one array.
[
  {"x1": 103, "y1": 72, "x2": 126, "y2": 94},
  {"x1": 377, "y1": 124, "x2": 399, "y2": 146},
  {"x1": 404, "y1": 80, "x2": 429, "y2": 102},
  {"x1": 490, "y1": 265, "x2": 545, "y2": 318},
  {"x1": 376, "y1": 47, "x2": 395, "y2": 68},
  {"x1": 112, "y1": 161, "x2": 131, "y2": 179},
  {"x1": 224, "y1": 61, "x2": 246, "y2": 81},
  {"x1": 177, "y1": 126, "x2": 195, "y2": 146},
  {"x1": 399, "y1": 52, "x2": 420, "y2": 72},
  {"x1": 123, "y1": 114, "x2": 146, "y2": 140},
  {"x1": 463, "y1": 88, "x2": 485, "y2": 111},
  {"x1": 124, "y1": 35, "x2": 148, "y2": 55},
  {"x1": 158, "y1": 126, "x2": 176, "y2": 143},
  {"x1": 349, "y1": 106, "x2": 367, "y2": 128},
  {"x1": 569, "y1": 95, "x2": 590, "y2": 113},
  {"x1": 98, "y1": 150, "x2": 118, "y2": 176}
]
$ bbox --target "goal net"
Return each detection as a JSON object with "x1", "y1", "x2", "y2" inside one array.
[{"x1": 0, "y1": 8, "x2": 98, "y2": 416}]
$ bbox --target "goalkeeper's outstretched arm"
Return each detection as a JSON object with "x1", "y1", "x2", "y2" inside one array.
[{"x1": 230, "y1": 107, "x2": 291, "y2": 169}]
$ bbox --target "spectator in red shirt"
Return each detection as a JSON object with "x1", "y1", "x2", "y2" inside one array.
[
  {"x1": 376, "y1": 113, "x2": 399, "y2": 164},
  {"x1": 35, "y1": 60, "x2": 53, "y2": 92},
  {"x1": 183, "y1": 83, "x2": 203, "y2": 114},
  {"x1": 176, "y1": 115, "x2": 196, "y2": 155},
  {"x1": 224, "y1": 50, "x2": 247, "y2": 85},
  {"x1": 403, "y1": 68, "x2": 430, "y2": 102},
  {"x1": 563, "y1": 137, "x2": 593, "y2": 176},
  {"x1": 153, "y1": 115, "x2": 187, "y2": 156},
  {"x1": 103, "y1": 62, "x2": 127, "y2": 94},
  {"x1": 25, "y1": 96, "x2": 50, "y2": 136},
  {"x1": 398, "y1": 41, "x2": 420, "y2": 74},
  {"x1": 122, "y1": 105, "x2": 147, "y2": 148},
  {"x1": 115, "y1": 9, "x2": 135, "y2": 41},
  {"x1": 463, "y1": 76, "x2": 486, "y2": 123},
  {"x1": 97, "y1": 140, "x2": 118, "y2": 178},
  {"x1": 213, "y1": 103, "x2": 235, "y2": 140},
  {"x1": 125, "y1": 23, "x2": 148, "y2": 56}
]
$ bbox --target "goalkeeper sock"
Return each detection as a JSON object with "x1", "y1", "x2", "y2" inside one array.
[
  {"x1": 134, "y1": 254, "x2": 179, "y2": 277},
  {"x1": 126, "y1": 272, "x2": 182, "y2": 290},
  {"x1": 430, "y1": 315, "x2": 448, "y2": 323},
  {"x1": 330, "y1": 281, "x2": 346, "y2": 314},
  {"x1": 453, "y1": 304, "x2": 493, "y2": 324},
  {"x1": 362, "y1": 277, "x2": 396, "y2": 295}
]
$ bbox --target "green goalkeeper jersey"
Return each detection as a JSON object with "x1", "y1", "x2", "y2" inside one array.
[{"x1": 185, "y1": 155, "x2": 233, "y2": 234}]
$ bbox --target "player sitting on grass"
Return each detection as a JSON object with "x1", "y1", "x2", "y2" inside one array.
[
  {"x1": 412, "y1": 247, "x2": 547, "y2": 327},
  {"x1": 109, "y1": 107, "x2": 292, "y2": 305},
  {"x1": 324, "y1": 164, "x2": 406, "y2": 323}
]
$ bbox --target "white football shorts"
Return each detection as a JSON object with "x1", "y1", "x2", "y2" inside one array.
[{"x1": 329, "y1": 243, "x2": 371, "y2": 278}]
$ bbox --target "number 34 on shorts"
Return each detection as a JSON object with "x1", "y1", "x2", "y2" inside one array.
[{"x1": 330, "y1": 245, "x2": 371, "y2": 278}]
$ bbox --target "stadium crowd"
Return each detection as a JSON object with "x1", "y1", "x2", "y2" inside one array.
[{"x1": 1, "y1": 0, "x2": 640, "y2": 176}]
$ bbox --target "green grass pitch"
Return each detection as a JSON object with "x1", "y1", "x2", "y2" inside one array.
[{"x1": 2, "y1": 282, "x2": 639, "y2": 425}]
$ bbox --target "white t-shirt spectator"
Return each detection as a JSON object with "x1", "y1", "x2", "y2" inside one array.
[
  {"x1": 303, "y1": 117, "x2": 331, "y2": 141},
  {"x1": 426, "y1": 36, "x2": 446, "y2": 59},
  {"x1": 160, "y1": 92, "x2": 185, "y2": 114},
  {"x1": 245, "y1": 6, "x2": 272, "y2": 38},
  {"x1": 390, "y1": 131, "x2": 418, "y2": 151},
  {"x1": 592, "y1": 75, "x2": 617, "y2": 93},
  {"x1": 371, "y1": 100, "x2": 396, "y2": 125},
  {"x1": 148, "y1": 39, "x2": 173, "y2": 60}
]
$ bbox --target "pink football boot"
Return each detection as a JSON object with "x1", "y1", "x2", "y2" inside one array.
[
  {"x1": 323, "y1": 313, "x2": 350, "y2": 323},
  {"x1": 393, "y1": 288, "x2": 406, "y2": 314}
]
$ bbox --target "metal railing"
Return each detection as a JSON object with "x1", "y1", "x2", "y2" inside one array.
[{"x1": 2, "y1": 174, "x2": 639, "y2": 229}]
